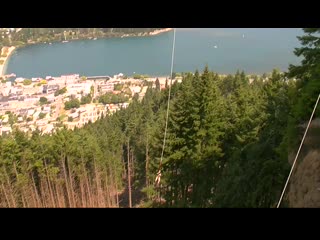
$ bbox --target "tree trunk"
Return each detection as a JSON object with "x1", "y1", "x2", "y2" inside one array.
[
  {"x1": 127, "y1": 139, "x2": 132, "y2": 208},
  {"x1": 131, "y1": 150, "x2": 135, "y2": 179},
  {"x1": 105, "y1": 173, "x2": 112, "y2": 207},
  {"x1": 94, "y1": 158, "x2": 104, "y2": 207},
  {"x1": 145, "y1": 139, "x2": 149, "y2": 187},
  {"x1": 79, "y1": 177, "x2": 86, "y2": 207},
  {"x1": 31, "y1": 173, "x2": 42, "y2": 207},
  {"x1": 4, "y1": 168, "x2": 17, "y2": 208},
  {"x1": 43, "y1": 160, "x2": 56, "y2": 207},
  {"x1": 67, "y1": 156, "x2": 76, "y2": 207},
  {"x1": 1, "y1": 183, "x2": 11, "y2": 207},
  {"x1": 54, "y1": 181, "x2": 64, "y2": 208},
  {"x1": 61, "y1": 154, "x2": 72, "y2": 207},
  {"x1": 112, "y1": 155, "x2": 119, "y2": 207}
]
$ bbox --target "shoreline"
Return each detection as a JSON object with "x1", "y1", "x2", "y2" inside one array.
[
  {"x1": 4, "y1": 28, "x2": 174, "y2": 51},
  {"x1": 0, "y1": 46, "x2": 16, "y2": 77},
  {"x1": 0, "y1": 29, "x2": 174, "y2": 75},
  {"x1": 0, "y1": 29, "x2": 173, "y2": 78},
  {"x1": 149, "y1": 28, "x2": 173, "y2": 36}
]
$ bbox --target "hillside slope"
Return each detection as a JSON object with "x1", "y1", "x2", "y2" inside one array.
[{"x1": 287, "y1": 118, "x2": 320, "y2": 207}]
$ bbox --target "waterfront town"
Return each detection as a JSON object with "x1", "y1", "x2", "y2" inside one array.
[
  {"x1": 0, "y1": 72, "x2": 181, "y2": 136},
  {"x1": 0, "y1": 27, "x2": 178, "y2": 137}
]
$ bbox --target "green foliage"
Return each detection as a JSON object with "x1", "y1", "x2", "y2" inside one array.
[
  {"x1": 0, "y1": 28, "x2": 312, "y2": 208},
  {"x1": 114, "y1": 84, "x2": 124, "y2": 91},
  {"x1": 214, "y1": 69, "x2": 293, "y2": 207},
  {"x1": 54, "y1": 87, "x2": 67, "y2": 96},
  {"x1": 80, "y1": 94, "x2": 92, "y2": 105},
  {"x1": 68, "y1": 116, "x2": 73, "y2": 122},
  {"x1": 123, "y1": 87, "x2": 132, "y2": 96},
  {"x1": 8, "y1": 113, "x2": 17, "y2": 126},
  {"x1": 154, "y1": 66, "x2": 230, "y2": 207},
  {"x1": 64, "y1": 98, "x2": 80, "y2": 110},
  {"x1": 285, "y1": 28, "x2": 320, "y2": 150},
  {"x1": 133, "y1": 74, "x2": 143, "y2": 79},
  {"x1": 132, "y1": 74, "x2": 149, "y2": 80},
  {"x1": 99, "y1": 93, "x2": 129, "y2": 104},
  {"x1": 38, "y1": 112, "x2": 46, "y2": 119},
  {"x1": 90, "y1": 86, "x2": 94, "y2": 96},
  {"x1": 39, "y1": 97, "x2": 48, "y2": 105},
  {"x1": 23, "y1": 79, "x2": 32, "y2": 85},
  {"x1": 0, "y1": 64, "x2": 300, "y2": 208},
  {"x1": 0, "y1": 121, "x2": 126, "y2": 207},
  {"x1": 155, "y1": 78, "x2": 160, "y2": 91},
  {"x1": 40, "y1": 80, "x2": 47, "y2": 85}
]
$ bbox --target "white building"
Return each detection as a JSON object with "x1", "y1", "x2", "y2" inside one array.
[
  {"x1": 61, "y1": 74, "x2": 80, "y2": 83},
  {"x1": 24, "y1": 97, "x2": 39, "y2": 104},
  {"x1": 129, "y1": 86, "x2": 141, "y2": 96},
  {"x1": 99, "y1": 82, "x2": 114, "y2": 93},
  {"x1": 68, "y1": 112, "x2": 79, "y2": 119},
  {"x1": 42, "y1": 124, "x2": 54, "y2": 134},
  {"x1": 15, "y1": 77, "x2": 25, "y2": 83},
  {"x1": 2, "y1": 115, "x2": 8, "y2": 124},
  {"x1": 0, "y1": 86, "x2": 11, "y2": 96},
  {"x1": 27, "y1": 109, "x2": 35, "y2": 116},
  {"x1": 0, "y1": 126, "x2": 12, "y2": 136},
  {"x1": 67, "y1": 82, "x2": 92, "y2": 95},
  {"x1": 10, "y1": 87, "x2": 23, "y2": 95},
  {"x1": 33, "y1": 111, "x2": 41, "y2": 119},
  {"x1": 113, "y1": 73, "x2": 124, "y2": 79},
  {"x1": 77, "y1": 105, "x2": 106, "y2": 126},
  {"x1": 31, "y1": 78, "x2": 41, "y2": 82},
  {"x1": 119, "y1": 102, "x2": 129, "y2": 109},
  {"x1": 42, "y1": 106, "x2": 51, "y2": 113}
]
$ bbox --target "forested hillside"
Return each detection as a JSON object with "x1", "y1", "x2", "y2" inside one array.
[
  {"x1": 285, "y1": 28, "x2": 320, "y2": 207},
  {"x1": 0, "y1": 68, "x2": 295, "y2": 207},
  {"x1": 0, "y1": 28, "x2": 164, "y2": 48},
  {"x1": 0, "y1": 28, "x2": 318, "y2": 208}
]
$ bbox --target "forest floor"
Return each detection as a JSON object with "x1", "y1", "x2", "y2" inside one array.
[{"x1": 118, "y1": 184, "x2": 146, "y2": 208}]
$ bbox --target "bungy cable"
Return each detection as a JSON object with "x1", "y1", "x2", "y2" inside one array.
[
  {"x1": 155, "y1": 28, "x2": 176, "y2": 187},
  {"x1": 277, "y1": 93, "x2": 320, "y2": 208}
]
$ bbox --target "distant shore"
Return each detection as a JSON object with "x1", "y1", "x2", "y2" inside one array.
[
  {"x1": 0, "y1": 46, "x2": 16, "y2": 77},
  {"x1": 0, "y1": 29, "x2": 173, "y2": 77},
  {"x1": 149, "y1": 28, "x2": 173, "y2": 36}
]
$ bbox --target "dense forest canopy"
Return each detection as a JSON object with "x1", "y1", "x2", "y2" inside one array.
[{"x1": 0, "y1": 28, "x2": 318, "y2": 207}]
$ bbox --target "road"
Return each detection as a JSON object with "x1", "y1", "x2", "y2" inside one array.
[{"x1": 54, "y1": 96, "x2": 63, "y2": 119}]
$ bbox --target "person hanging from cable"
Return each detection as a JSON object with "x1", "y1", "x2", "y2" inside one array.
[{"x1": 155, "y1": 169, "x2": 161, "y2": 187}]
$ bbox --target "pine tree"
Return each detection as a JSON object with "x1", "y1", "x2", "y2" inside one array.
[{"x1": 155, "y1": 78, "x2": 160, "y2": 91}]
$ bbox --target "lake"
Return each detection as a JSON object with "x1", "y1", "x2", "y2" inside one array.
[{"x1": 5, "y1": 28, "x2": 303, "y2": 78}]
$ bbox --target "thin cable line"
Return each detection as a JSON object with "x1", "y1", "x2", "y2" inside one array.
[
  {"x1": 155, "y1": 28, "x2": 176, "y2": 186},
  {"x1": 277, "y1": 93, "x2": 320, "y2": 208}
]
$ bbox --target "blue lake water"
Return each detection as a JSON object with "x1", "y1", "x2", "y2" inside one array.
[{"x1": 5, "y1": 28, "x2": 303, "y2": 78}]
